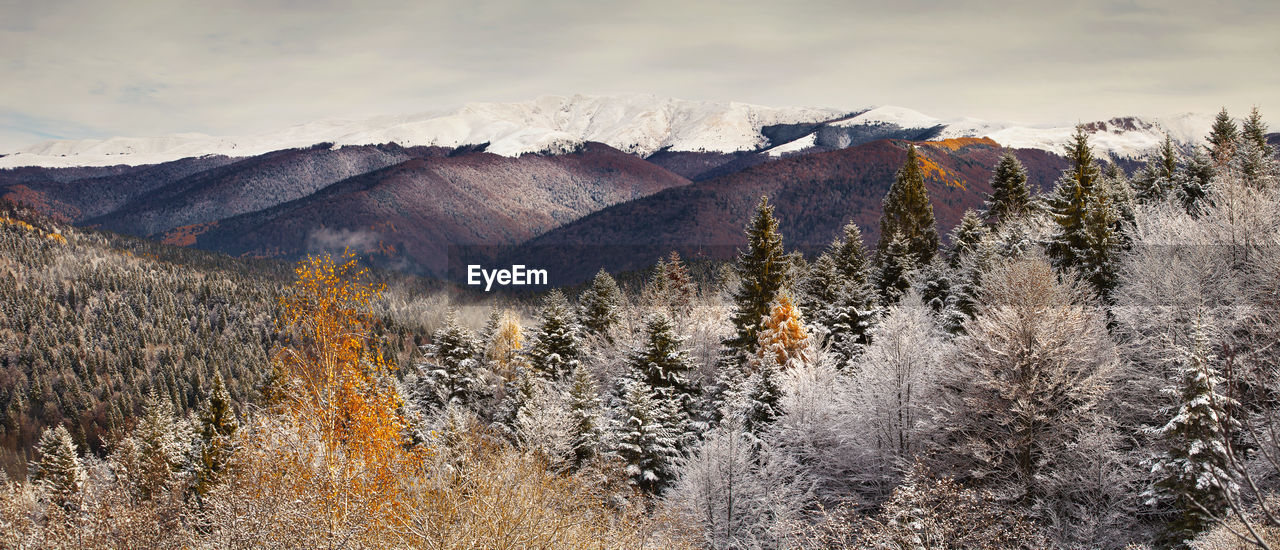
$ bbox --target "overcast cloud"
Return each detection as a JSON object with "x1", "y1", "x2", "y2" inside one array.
[{"x1": 1, "y1": 0, "x2": 1278, "y2": 150}]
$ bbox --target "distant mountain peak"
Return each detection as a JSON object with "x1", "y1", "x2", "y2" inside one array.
[{"x1": 1, "y1": 95, "x2": 1216, "y2": 169}]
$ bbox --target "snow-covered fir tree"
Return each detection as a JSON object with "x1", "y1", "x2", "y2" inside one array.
[
  {"x1": 800, "y1": 222, "x2": 878, "y2": 369},
  {"x1": 727, "y1": 196, "x2": 788, "y2": 360},
  {"x1": 195, "y1": 371, "x2": 238, "y2": 498},
  {"x1": 628, "y1": 312, "x2": 699, "y2": 430},
  {"x1": 985, "y1": 151, "x2": 1031, "y2": 226},
  {"x1": 874, "y1": 234, "x2": 916, "y2": 305},
  {"x1": 875, "y1": 144, "x2": 940, "y2": 268},
  {"x1": 616, "y1": 379, "x2": 682, "y2": 493},
  {"x1": 525, "y1": 290, "x2": 583, "y2": 379},
  {"x1": 413, "y1": 310, "x2": 484, "y2": 410},
  {"x1": 566, "y1": 364, "x2": 606, "y2": 468},
  {"x1": 1147, "y1": 319, "x2": 1240, "y2": 546},
  {"x1": 578, "y1": 269, "x2": 623, "y2": 340},
  {"x1": 30, "y1": 424, "x2": 85, "y2": 510}
]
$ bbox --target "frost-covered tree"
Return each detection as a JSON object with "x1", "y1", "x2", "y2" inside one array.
[
  {"x1": 947, "y1": 209, "x2": 987, "y2": 269},
  {"x1": 413, "y1": 310, "x2": 483, "y2": 410},
  {"x1": 854, "y1": 292, "x2": 946, "y2": 478},
  {"x1": 727, "y1": 196, "x2": 788, "y2": 359},
  {"x1": 616, "y1": 379, "x2": 682, "y2": 493},
  {"x1": 1208, "y1": 107, "x2": 1238, "y2": 167},
  {"x1": 1048, "y1": 125, "x2": 1121, "y2": 300},
  {"x1": 124, "y1": 391, "x2": 192, "y2": 501},
  {"x1": 578, "y1": 269, "x2": 623, "y2": 340},
  {"x1": 650, "y1": 251, "x2": 697, "y2": 318},
  {"x1": 986, "y1": 151, "x2": 1031, "y2": 226},
  {"x1": 665, "y1": 415, "x2": 809, "y2": 549},
  {"x1": 937, "y1": 256, "x2": 1117, "y2": 500},
  {"x1": 801, "y1": 223, "x2": 877, "y2": 368},
  {"x1": 874, "y1": 234, "x2": 916, "y2": 304},
  {"x1": 628, "y1": 312, "x2": 699, "y2": 436},
  {"x1": 526, "y1": 290, "x2": 582, "y2": 379},
  {"x1": 744, "y1": 353, "x2": 784, "y2": 435},
  {"x1": 756, "y1": 292, "x2": 812, "y2": 370},
  {"x1": 514, "y1": 376, "x2": 575, "y2": 471},
  {"x1": 566, "y1": 365, "x2": 606, "y2": 468},
  {"x1": 195, "y1": 372, "x2": 238, "y2": 498},
  {"x1": 856, "y1": 462, "x2": 1047, "y2": 549},
  {"x1": 30, "y1": 424, "x2": 84, "y2": 510},
  {"x1": 1146, "y1": 320, "x2": 1239, "y2": 546},
  {"x1": 1134, "y1": 134, "x2": 1180, "y2": 204}
]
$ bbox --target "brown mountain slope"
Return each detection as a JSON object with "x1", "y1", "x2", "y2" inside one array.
[
  {"x1": 178, "y1": 142, "x2": 691, "y2": 275},
  {"x1": 501, "y1": 138, "x2": 1070, "y2": 285}
]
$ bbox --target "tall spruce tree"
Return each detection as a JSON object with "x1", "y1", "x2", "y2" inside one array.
[
  {"x1": 1179, "y1": 147, "x2": 1215, "y2": 215},
  {"x1": 629, "y1": 312, "x2": 698, "y2": 403},
  {"x1": 1241, "y1": 106, "x2": 1273, "y2": 155},
  {"x1": 875, "y1": 235, "x2": 917, "y2": 305},
  {"x1": 1147, "y1": 321, "x2": 1239, "y2": 546},
  {"x1": 195, "y1": 372, "x2": 238, "y2": 498},
  {"x1": 947, "y1": 209, "x2": 987, "y2": 269},
  {"x1": 31, "y1": 424, "x2": 84, "y2": 510},
  {"x1": 526, "y1": 290, "x2": 583, "y2": 379},
  {"x1": 567, "y1": 365, "x2": 605, "y2": 469},
  {"x1": 801, "y1": 223, "x2": 878, "y2": 367},
  {"x1": 578, "y1": 269, "x2": 622, "y2": 340},
  {"x1": 876, "y1": 144, "x2": 940, "y2": 268},
  {"x1": 727, "y1": 196, "x2": 788, "y2": 359},
  {"x1": 1134, "y1": 134, "x2": 1180, "y2": 204},
  {"x1": 616, "y1": 379, "x2": 682, "y2": 494},
  {"x1": 414, "y1": 310, "x2": 484, "y2": 409},
  {"x1": 985, "y1": 151, "x2": 1031, "y2": 226},
  {"x1": 1208, "y1": 107, "x2": 1238, "y2": 167},
  {"x1": 1048, "y1": 125, "x2": 1117, "y2": 300}
]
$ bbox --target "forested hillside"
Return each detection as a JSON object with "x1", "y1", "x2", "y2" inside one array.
[{"x1": 2, "y1": 108, "x2": 1279, "y2": 548}]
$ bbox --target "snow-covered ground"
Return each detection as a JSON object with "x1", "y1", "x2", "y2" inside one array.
[{"x1": 0, "y1": 94, "x2": 1215, "y2": 169}]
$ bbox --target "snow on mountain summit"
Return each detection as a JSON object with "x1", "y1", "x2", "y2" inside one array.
[
  {"x1": 0, "y1": 95, "x2": 846, "y2": 168},
  {"x1": 0, "y1": 95, "x2": 1218, "y2": 169}
]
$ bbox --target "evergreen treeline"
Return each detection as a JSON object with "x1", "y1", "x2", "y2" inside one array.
[{"x1": 2, "y1": 108, "x2": 1279, "y2": 548}]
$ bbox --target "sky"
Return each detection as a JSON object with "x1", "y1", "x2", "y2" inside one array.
[{"x1": 2, "y1": 0, "x2": 1278, "y2": 151}]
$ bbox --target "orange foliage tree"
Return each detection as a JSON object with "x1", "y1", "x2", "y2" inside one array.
[
  {"x1": 268, "y1": 252, "x2": 423, "y2": 536},
  {"x1": 757, "y1": 292, "x2": 813, "y2": 369}
]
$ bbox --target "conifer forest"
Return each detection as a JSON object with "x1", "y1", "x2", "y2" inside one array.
[{"x1": 1, "y1": 106, "x2": 1278, "y2": 549}]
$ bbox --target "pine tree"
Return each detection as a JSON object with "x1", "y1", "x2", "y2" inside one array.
[
  {"x1": 31, "y1": 424, "x2": 84, "y2": 510},
  {"x1": 1208, "y1": 107, "x2": 1238, "y2": 167},
  {"x1": 413, "y1": 310, "x2": 483, "y2": 410},
  {"x1": 877, "y1": 144, "x2": 940, "y2": 268},
  {"x1": 578, "y1": 269, "x2": 622, "y2": 340},
  {"x1": 660, "y1": 251, "x2": 697, "y2": 317},
  {"x1": 1134, "y1": 134, "x2": 1180, "y2": 203},
  {"x1": 727, "y1": 196, "x2": 788, "y2": 359},
  {"x1": 1147, "y1": 320, "x2": 1239, "y2": 546},
  {"x1": 743, "y1": 353, "x2": 784, "y2": 435},
  {"x1": 566, "y1": 365, "x2": 605, "y2": 468},
  {"x1": 875, "y1": 235, "x2": 916, "y2": 305},
  {"x1": 629, "y1": 312, "x2": 698, "y2": 407},
  {"x1": 526, "y1": 290, "x2": 583, "y2": 380},
  {"x1": 133, "y1": 391, "x2": 190, "y2": 500},
  {"x1": 985, "y1": 151, "x2": 1031, "y2": 226},
  {"x1": 756, "y1": 292, "x2": 812, "y2": 370},
  {"x1": 947, "y1": 209, "x2": 987, "y2": 269},
  {"x1": 1178, "y1": 147, "x2": 1214, "y2": 215},
  {"x1": 1241, "y1": 106, "x2": 1273, "y2": 155},
  {"x1": 1048, "y1": 125, "x2": 1117, "y2": 300},
  {"x1": 616, "y1": 379, "x2": 681, "y2": 493},
  {"x1": 195, "y1": 372, "x2": 238, "y2": 498}
]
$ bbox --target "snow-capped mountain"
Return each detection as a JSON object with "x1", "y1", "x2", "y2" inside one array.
[
  {"x1": 0, "y1": 95, "x2": 845, "y2": 168},
  {"x1": 0, "y1": 94, "x2": 1215, "y2": 169}
]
